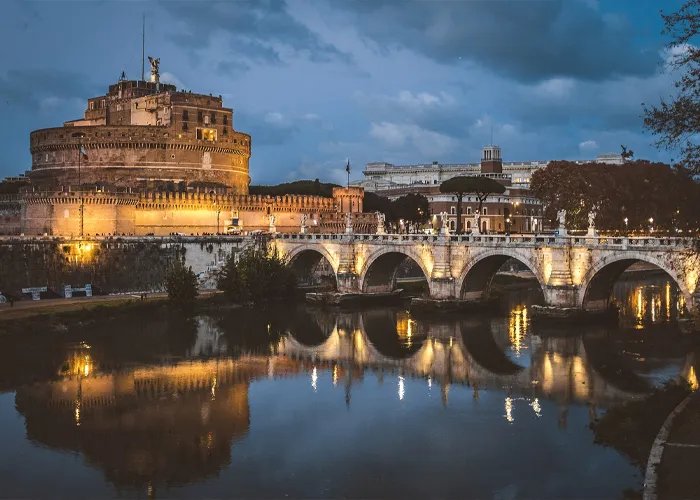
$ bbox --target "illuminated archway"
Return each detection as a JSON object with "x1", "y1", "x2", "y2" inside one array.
[
  {"x1": 288, "y1": 248, "x2": 337, "y2": 290},
  {"x1": 458, "y1": 251, "x2": 545, "y2": 302},
  {"x1": 579, "y1": 256, "x2": 692, "y2": 319},
  {"x1": 360, "y1": 250, "x2": 430, "y2": 294}
]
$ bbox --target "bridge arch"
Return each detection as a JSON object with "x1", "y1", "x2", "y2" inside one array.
[
  {"x1": 578, "y1": 253, "x2": 694, "y2": 312},
  {"x1": 285, "y1": 244, "x2": 338, "y2": 289},
  {"x1": 456, "y1": 249, "x2": 546, "y2": 301},
  {"x1": 358, "y1": 247, "x2": 431, "y2": 294}
]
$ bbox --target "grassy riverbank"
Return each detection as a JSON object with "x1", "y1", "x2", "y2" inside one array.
[{"x1": 0, "y1": 292, "x2": 235, "y2": 337}]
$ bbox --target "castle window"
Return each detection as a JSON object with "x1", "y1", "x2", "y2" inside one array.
[
  {"x1": 182, "y1": 110, "x2": 189, "y2": 121},
  {"x1": 198, "y1": 111, "x2": 203, "y2": 123},
  {"x1": 223, "y1": 128, "x2": 228, "y2": 135},
  {"x1": 210, "y1": 112, "x2": 216, "y2": 124},
  {"x1": 182, "y1": 123, "x2": 188, "y2": 132},
  {"x1": 196, "y1": 128, "x2": 217, "y2": 141},
  {"x1": 223, "y1": 115, "x2": 228, "y2": 126}
]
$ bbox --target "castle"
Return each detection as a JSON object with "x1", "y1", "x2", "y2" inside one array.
[{"x1": 0, "y1": 59, "x2": 368, "y2": 236}]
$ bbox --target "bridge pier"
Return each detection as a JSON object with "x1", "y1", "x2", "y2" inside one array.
[
  {"x1": 429, "y1": 278, "x2": 456, "y2": 299},
  {"x1": 542, "y1": 286, "x2": 579, "y2": 309}
]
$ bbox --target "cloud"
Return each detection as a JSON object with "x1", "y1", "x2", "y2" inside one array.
[
  {"x1": 161, "y1": 0, "x2": 352, "y2": 68},
  {"x1": 0, "y1": 69, "x2": 98, "y2": 111},
  {"x1": 369, "y1": 122, "x2": 457, "y2": 157},
  {"x1": 579, "y1": 140, "x2": 599, "y2": 151},
  {"x1": 160, "y1": 72, "x2": 185, "y2": 90},
  {"x1": 235, "y1": 110, "x2": 298, "y2": 146},
  {"x1": 336, "y1": 0, "x2": 660, "y2": 82}
]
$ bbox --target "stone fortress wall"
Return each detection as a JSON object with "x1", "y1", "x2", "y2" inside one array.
[
  {"x1": 29, "y1": 124, "x2": 251, "y2": 193},
  {"x1": 16, "y1": 186, "x2": 370, "y2": 236}
]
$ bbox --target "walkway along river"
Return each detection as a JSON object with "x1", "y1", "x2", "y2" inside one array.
[{"x1": 0, "y1": 275, "x2": 696, "y2": 499}]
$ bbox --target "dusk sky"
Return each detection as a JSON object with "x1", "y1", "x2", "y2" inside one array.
[{"x1": 0, "y1": 0, "x2": 686, "y2": 185}]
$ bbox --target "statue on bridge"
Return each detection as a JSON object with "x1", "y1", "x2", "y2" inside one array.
[
  {"x1": 587, "y1": 205, "x2": 598, "y2": 237},
  {"x1": 345, "y1": 212, "x2": 353, "y2": 234},
  {"x1": 376, "y1": 212, "x2": 386, "y2": 234},
  {"x1": 269, "y1": 214, "x2": 276, "y2": 234},
  {"x1": 556, "y1": 209, "x2": 567, "y2": 236},
  {"x1": 472, "y1": 211, "x2": 480, "y2": 235},
  {"x1": 300, "y1": 213, "x2": 307, "y2": 234},
  {"x1": 439, "y1": 211, "x2": 449, "y2": 235}
]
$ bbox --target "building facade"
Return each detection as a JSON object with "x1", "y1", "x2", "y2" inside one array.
[
  {"x1": 0, "y1": 61, "x2": 370, "y2": 237},
  {"x1": 356, "y1": 147, "x2": 626, "y2": 234}
]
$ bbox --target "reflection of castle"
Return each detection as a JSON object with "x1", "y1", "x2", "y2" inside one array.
[
  {"x1": 1, "y1": 62, "x2": 369, "y2": 236},
  {"x1": 15, "y1": 359, "x2": 257, "y2": 490}
]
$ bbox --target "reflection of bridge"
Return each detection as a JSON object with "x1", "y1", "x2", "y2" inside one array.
[
  {"x1": 277, "y1": 308, "x2": 697, "y2": 408},
  {"x1": 272, "y1": 233, "x2": 700, "y2": 313}
]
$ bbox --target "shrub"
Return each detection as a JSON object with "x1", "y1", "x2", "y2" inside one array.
[
  {"x1": 217, "y1": 244, "x2": 296, "y2": 303},
  {"x1": 164, "y1": 260, "x2": 199, "y2": 312}
]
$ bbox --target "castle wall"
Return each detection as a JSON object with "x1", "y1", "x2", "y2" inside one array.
[{"x1": 29, "y1": 125, "x2": 251, "y2": 193}]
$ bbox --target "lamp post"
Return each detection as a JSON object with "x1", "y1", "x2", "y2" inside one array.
[
  {"x1": 505, "y1": 217, "x2": 511, "y2": 236},
  {"x1": 71, "y1": 131, "x2": 86, "y2": 237},
  {"x1": 649, "y1": 217, "x2": 654, "y2": 234}
]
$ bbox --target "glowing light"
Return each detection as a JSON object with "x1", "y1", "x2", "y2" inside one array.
[
  {"x1": 428, "y1": 376, "x2": 432, "y2": 390},
  {"x1": 504, "y1": 397, "x2": 514, "y2": 423},
  {"x1": 666, "y1": 282, "x2": 671, "y2": 320},
  {"x1": 398, "y1": 376, "x2": 405, "y2": 400},
  {"x1": 530, "y1": 398, "x2": 542, "y2": 417},
  {"x1": 83, "y1": 363, "x2": 90, "y2": 377},
  {"x1": 688, "y1": 366, "x2": 698, "y2": 390},
  {"x1": 311, "y1": 367, "x2": 318, "y2": 392},
  {"x1": 211, "y1": 376, "x2": 217, "y2": 400},
  {"x1": 332, "y1": 365, "x2": 338, "y2": 386}
]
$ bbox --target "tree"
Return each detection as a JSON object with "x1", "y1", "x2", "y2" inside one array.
[
  {"x1": 643, "y1": 0, "x2": 700, "y2": 174},
  {"x1": 440, "y1": 176, "x2": 506, "y2": 234},
  {"x1": 392, "y1": 193, "x2": 430, "y2": 225},
  {"x1": 217, "y1": 243, "x2": 297, "y2": 303},
  {"x1": 164, "y1": 260, "x2": 198, "y2": 312}
]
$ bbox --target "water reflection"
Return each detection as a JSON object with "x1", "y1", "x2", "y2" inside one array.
[{"x1": 0, "y1": 276, "x2": 696, "y2": 498}]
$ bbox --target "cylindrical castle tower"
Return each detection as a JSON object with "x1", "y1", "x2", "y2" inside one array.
[{"x1": 27, "y1": 73, "x2": 251, "y2": 194}]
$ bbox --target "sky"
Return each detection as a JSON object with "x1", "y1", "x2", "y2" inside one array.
[{"x1": 0, "y1": 0, "x2": 688, "y2": 185}]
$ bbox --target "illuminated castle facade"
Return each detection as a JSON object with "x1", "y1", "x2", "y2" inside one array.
[{"x1": 0, "y1": 60, "x2": 367, "y2": 236}]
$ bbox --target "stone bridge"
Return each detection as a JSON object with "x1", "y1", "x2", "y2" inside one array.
[{"x1": 272, "y1": 233, "x2": 700, "y2": 314}]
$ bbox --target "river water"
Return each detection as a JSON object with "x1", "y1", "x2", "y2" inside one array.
[{"x1": 0, "y1": 275, "x2": 696, "y2": 499}]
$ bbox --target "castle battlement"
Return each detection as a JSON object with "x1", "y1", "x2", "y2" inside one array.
[
  {"x1": 135, "y1": 191, "x2": 337, "y2": 213},
  {"x1": 22, "y1": 191, "x2": 139, "y2": 206}
]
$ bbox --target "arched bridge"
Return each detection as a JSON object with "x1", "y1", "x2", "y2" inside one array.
[{"x1": 272, "y1": 233, "x2": 700, "y2": 314}]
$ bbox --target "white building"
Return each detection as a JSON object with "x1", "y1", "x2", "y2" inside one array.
[{"x1": 354, "y1": 151, "x2": 625, "y2": 193}]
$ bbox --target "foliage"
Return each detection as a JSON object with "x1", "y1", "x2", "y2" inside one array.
[
  {"x1": 217, "y1": 243, "x2": 296, "y2": 303},
  {"x1": 643, "y1": 0, "x2": 700, "y2": 174},
  {"x1": 249, "y1": 179, "x2": 339, "y2": 198},
  {"x1": 164, "y1": 260, "x2": 199, "y2": 312},
  {"x1": 530, "y1": 160, "x2": 700, "y2": 231},
  {"x1": 440, "y1": 176, "x2": 506, "y2": 233},
  {"x1": 363, "y1": 192, "x2": 430, "y2": 225}
]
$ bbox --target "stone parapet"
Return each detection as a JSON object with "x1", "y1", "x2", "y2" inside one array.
[
  {"x1": 136, "y1": 191, "x2": 337, "y2": 213},
  {"x1": 22, "y1": 191, "x2": 139, "y2": 206}
]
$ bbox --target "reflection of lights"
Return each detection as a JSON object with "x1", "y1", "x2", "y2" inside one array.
[
  {"x1": 504, "y1": 397, "x2": 514, "y2": 423},
  {"x1": 74, "y1": 400, "x2": 81, "y2": 427},
  {"x1": 428, "y1": 376, "x2": 432, "y2": 390},
  {"x1": 332, "y1": 365, "x2": 338, "y2": 386},
  {"x1": 509, "y1": 306, "x2": 528, "y2": 358},
  {"x1": 530, "y1": 398, "x2": 542, "y2": 417},
  {"x1": 666, "y1": 282, "x2": 671, "y2": 320},
  {"x1": 651, "y1": 296, "x2": 656, "y2": 323},
  {"x1": 311, "y1": 367, "x2": 318, "y2": 391},
  {"x1": 688, "y1": 366, "x2": 699, "y2": 391},
  {"x1": 211, "y1": 376, "x2": 217, "y2": 400},
  {"x1": 398, "y1": 376, "x2": 405, "y2": 400}
]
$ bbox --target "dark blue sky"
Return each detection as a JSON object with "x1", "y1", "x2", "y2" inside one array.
[{"x1": 0, "y1": 0, "x2": 687, "y2": 185}]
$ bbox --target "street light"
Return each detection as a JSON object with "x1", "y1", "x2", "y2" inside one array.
[
  {"x1": 649, "y1": 217, "x2": 654, "y2": 234},
  {"x1": 71, "y1": 131, "x2": 86, "y2": 237}
]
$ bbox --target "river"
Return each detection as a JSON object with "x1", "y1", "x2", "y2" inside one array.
[{"x1": 0, "y1": 275, "x2": 696, "y2": 499}]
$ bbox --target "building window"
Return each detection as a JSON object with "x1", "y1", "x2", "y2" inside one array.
[
  {"x1": 198, "y1": 111, "x2": 203, "y2": 123},
  {"x1": 466, "y1": 220, "x2": 471, "y2": 229},
  {"x1": 483, "y1": 207, "x2": 488, "y2": 215},
  {"x1": 223, "y1": 115, "x2": 228, "y2": 126},
  {"x1": 204, "y1": 114, "x2": 210, "y2": 125},
  {"x1": 211, "y1": 112, "x2": 216, "y2": 124},
  {"x1": 498, "y1": 208, "x2": 501, "y2": 215},
  {"x1": 182, "y1": 110, "x2": 189, "y2": 121},
  {"x1": 449, "y1": 220, "x2": 456, "y2": 230},
  {"x1": 196, "y1": 128, "x2": 217, "y2": 141},
  {"x1": 467, "y1": 207, "x2": 472, "y2": 215},
  {"x1": 450, "y1": 206, "x2": 456, "y2": 215},
  {"x1": 223, "y1": 127, "x2": 228, "y2": 135},
  {"x1": 182, "y1": 123, "x2": 188, "y2": 132}
]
